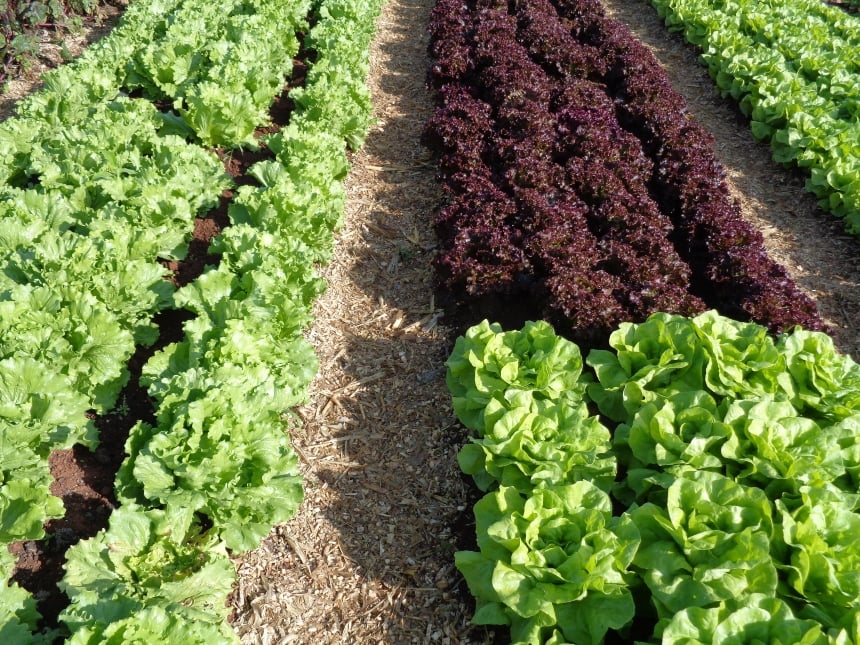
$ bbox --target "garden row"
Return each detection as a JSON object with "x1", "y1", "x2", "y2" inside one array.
[
  {"x1": 423, "y1": 0, "x2": 823, "y2": 352},
  {"x1": 649, "y1": 0, "x2": 860, "y2": 233},
  {"x1": 0, "y1": 0, "x2": 249, "y2": 625},
  {"x1": 446, "y1": 314, "x2": 860, "y2": 643},
  {"x1": 0, "y1": 0, "x2": 381, "y2": 640}
]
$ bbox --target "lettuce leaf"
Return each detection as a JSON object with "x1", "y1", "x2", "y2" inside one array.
[
  {"x1": 0, "y1": 549, "x2": 52, "y2": 644},
  {"x1": 631, "y1": 471, "x2": 778, "y2": 620},
  {"x1": 721, "y1": 397, "x2": 846, "y2": 493},
  {"x1": 778, "y1": 329, "x2": 860, "y2": 422},
  {"x1": 777, "y1": 485, "x2": 860, "y2": 626},
  {"x1": 456, "y1": 483, "x2": 639, "y2": 644},
  {"x1": 60, "y1": 505, "x2": 237, "y2": 643}
]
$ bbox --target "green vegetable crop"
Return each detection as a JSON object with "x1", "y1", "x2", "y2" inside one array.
[{"x1": 448, "y1": 312, "x2": 860, "y2": 643}]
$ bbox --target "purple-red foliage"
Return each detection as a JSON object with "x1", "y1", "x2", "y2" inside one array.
[
  {"x1": 434, "y1": 187, "x2": 530, "y2": 297},
  {"x1": 513, "y1": 0, "x2": 603, "y2": 79},
  {"x1": 424, "y1": 0, "x2": 824, "y2": 342},
  {"x1": 422, "y1": 83, "x2": 493, "y2": 181},
  {"x1": 590, "y1": 20, "x2": 823, "y2": 331},
  {"x1": 427, "y1": 0, "x2": 477, "y2": 88}
]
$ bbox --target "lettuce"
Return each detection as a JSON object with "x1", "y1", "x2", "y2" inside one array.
[
  {"x1": 60, "y1": 505, "x2": 238, "y2": 644},
  {"x1": 456, "y1": 482, "x2": 639, "y2": 645},
  {"x1": 586, "y1": 311, "x2": 789, "y2": 423},
  {"x1": 623, "y1": 390, "x2": 727, "y2": 472},
  {"x1": 65, "y1": 605, "x2": 237, "y2": 645},
  {"x1": 779, "y1": 329, "x2": 860, "y2": 422},
  {"x1": 458, "y1": 390, "x2": 615, "y2": 493},
  {"x1": 587, "y1": 313, "x2": 707, "y2": 414},
  {"x1": 0, "y1": 357, "x2": 93, "y2": 451},
  {"x1": 661, "y1": 594, "x2": 827, "y2": 645},
  {"x1": 117, "y1": 392, "x2": 304, "y2": 552},
  {"x1": 451, "y1": 314, "x2": 860, "y2": 642},
  {"x1": 650, "y1": 0, "x2": 860, "y2": 235},
  {"x1": 447, "y1": 319, "x2": 588, "y2": 431},
  {"x1": 777, "y1": 485, "x2": 860, "y2": 628},
  {"x1": 0, "y1": 0, "x2": 384, "y2": 638},
  {"x1": 0, "y1": 550, "x2": 52, "y2": 644},
  {"x1": 721, "y1": 397, "x2": 846, "y2": 493}
]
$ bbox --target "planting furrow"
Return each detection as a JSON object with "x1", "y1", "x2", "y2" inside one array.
[{"x1": 424, "y1": 0, "x2": 822, "y2": 349}]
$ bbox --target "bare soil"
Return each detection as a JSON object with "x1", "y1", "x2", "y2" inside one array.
[{"x1": 1, "y1": 0, "x2": 859, "y2": 643}]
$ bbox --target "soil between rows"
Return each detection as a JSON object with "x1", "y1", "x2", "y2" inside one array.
[{"x1": 1, "y1": 0, "x2": 859, "y2": 643}]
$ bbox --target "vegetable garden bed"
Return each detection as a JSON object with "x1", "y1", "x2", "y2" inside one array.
[{"x1": 0, "y1": 0, "x2": 859, "y2": 642}]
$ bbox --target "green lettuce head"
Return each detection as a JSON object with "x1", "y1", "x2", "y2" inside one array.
[
  {"x1": 456, "y1": 482, "x2": 639, "y2": 645},
  {"x1": 458, "y1": 389, "x2": 615, "y2": 493},
  {"x1": 446, "y1": 320, "x2": 587, "y2": 431}
]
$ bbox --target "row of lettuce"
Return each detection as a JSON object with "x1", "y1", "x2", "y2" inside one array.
[
  {"x1": 423, "y1": 0, "x2": 823, "y2": 350},
  {"x1": 447, "y1": 313, "x2": 860, "y2": 644},
  {"x1": 0, "y1": 0, "x2": 381, "y2": 641},
  {"x1": 648, "y1": 0, "x2": 860, "y2": 234},
  {"x1": 0, "y1": 0, "x2": 240, "y2": 625}
]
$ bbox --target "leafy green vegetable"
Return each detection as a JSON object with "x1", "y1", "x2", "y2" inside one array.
[
  {"x1": 456, "y1": 482, "x2": 639, "y2": 645},
  {"x1": 61, "y1": 505, "x2": 238, "y2": 643},
  {"x1": 450, "y1": 314, "x2": 860, "y2": 642},
  {"x1": 631, "y1": 472, "x2": 778, "y2": 623},
  {"x1": 0, "y1": 0, "x2": 385, "y2": 638},
  {"x1": 458, "y1": 389, "x2": 615, "y2": 493},
  {"x1": 118, "y1": 400, "x2": 304, "y2": 553},
  {"x1": 0, "y1": 356, "x2": 94, "y2": 451},
  {"x1": 777, "y1": 485, "x2": 860, "y2": 628},
  {"x1": 661, "y1": 594, "x2": 827, "y2": 645},
  {"x1": 0, "y1": 549, "x2": 51, "y2": 644},
  {"x1": 66, "y1": 604, "x2": 238, "y2": 645},
  {"x1": 721, "y1": 396, "x2": 846, "y2": 494},
  {"x1": 447, "y1": 319, "x2": 588, "y2": 431},
  {"x1": 623, "y1": 389, "x2": 727, "y2": 472},
  {"x1": 779, "y1": 328, "x2": 860, "y2": 422},
  {"x1": 649, "y1": 0, "x2": 860, "y2": 234},
  {"x1": 586, "y1": 311, "x2": 787, "y2": 423}
]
